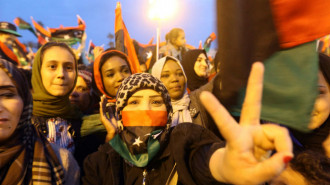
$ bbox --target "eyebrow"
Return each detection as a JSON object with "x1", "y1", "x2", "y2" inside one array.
[
  {"x1": 130, "y1": 95, "x2": 162, "y2": 98},
  {"x1": 318, "y1": 85, "x2": 326, "y2": 88},
  {"x1": 0, "y1": 85, "x2": 16, "y2": 90},
  {"x1": 105, "y1": 65, "x2": 129, "y2": 73}
]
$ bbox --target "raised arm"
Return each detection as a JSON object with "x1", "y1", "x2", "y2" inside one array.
[{"x1": 201, "y1": 62, "x2": 294, "y2": 184}]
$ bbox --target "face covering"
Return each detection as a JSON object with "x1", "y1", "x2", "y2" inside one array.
[{"x1": 110, "y1": 110, "x2": 168, "y2": 167}]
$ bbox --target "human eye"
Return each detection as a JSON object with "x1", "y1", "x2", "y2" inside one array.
[
  {"x1": 0, "y1": 90, "x2": 16, "y2": 98},
  {"x1": 177, "y1": 72, "x2": 184, "y2": 76},
  {"x1": 106, "y1": 72, "x2": 114, "y2": 78},
  {"x1": 151, "y1": 98, "x2": 164, "y2": 106},
  {"x1": 122, "y1": 67, "x2": 130, "y2": 74},
  {"x1": 48, "y1": 64, "x2": 57, "y2": 70},
  {"x1": 127, "y1": 98, "x2": 139, "y2": 105},
  {"x1": 161, "y1": 73, "x2": 170, "y2": 78},
  {"x1": 66, "y1": 64, "x2": 74, "y2": 71}
]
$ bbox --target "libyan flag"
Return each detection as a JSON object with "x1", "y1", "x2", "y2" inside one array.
[
  {"x1": 49, "y1": 15, "x2": 86, "y2": 46},
  {"x1": 115, "y1": 2, "x2": 141, "y2": 74},
  {"x1": 13, "y1": 17, "x2": 37, "y2": 37},
  {"x1": 216, "y1": 0, "x2": 330, "y2": 132}
]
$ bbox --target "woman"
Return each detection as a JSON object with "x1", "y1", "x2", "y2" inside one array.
[
  {"x1": 0, "y1": 59, "x2": 79, "y2": 184},
  {"x1": 92, "y1": 49, "x2": 133, "y2": 141},
  {"x1": 152, "y1": 56, "x2": 201, "y2": 126},
  {"x1": 83, "y1": 65, "x2": 293, "y2": 185},
  {"x1": 70, "y1": 70, "x2": 94, "y2": 115},
  {"x1": 31, "y1": 42, "x2": 81, "y2": 153},
  {"x1": 181, "y1": 49, "x2": 210, "y2": 92}
]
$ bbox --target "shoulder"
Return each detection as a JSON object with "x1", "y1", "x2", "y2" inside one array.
[{"x1": 50, "y1": 144, "x2": 80, "y2": 185}]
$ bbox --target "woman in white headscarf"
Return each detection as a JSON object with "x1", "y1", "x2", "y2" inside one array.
[{"x1": 151, "y1": 56, "x2": 194, "y2": 126}]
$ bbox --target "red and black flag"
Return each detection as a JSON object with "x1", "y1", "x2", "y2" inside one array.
[
  {"x1": 49, "y1": 15, "x2": 86, "y2": 46},
  {"x1": 13, "y1": 17, "x2": 37, "y2": 37},
  {"x1": 115, "y1": 2, "x2": 141, "y2": 74},
  {"x1": 0, "y1": 42, "x2": 19, "y2": 65},
  {"x1": 31, "y1": 18, "x2": 51, "y2": 45},
  {"x1": 216, "y1": 0, "x2": 330, "y2": 132},
  {"x1": 87, "y1": 40, "x2": 95, "y2": 62},
  {"x1": 12, "y1": 38, "x2": 30, "y2": 65}
]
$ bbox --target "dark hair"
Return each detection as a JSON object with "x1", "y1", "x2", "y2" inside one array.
[
  {"x1": 165, "y1": 28, "x2": 184, "y2": 45},
  {"x1": 40, "y1": 42, "x2": 76, "y2": 64},
  {"x1": 319, "y1": 52, "x2": 330, "y2": 85},
  {"x1": 290, "y1": 150, "x2": 330, "y2": 185}
]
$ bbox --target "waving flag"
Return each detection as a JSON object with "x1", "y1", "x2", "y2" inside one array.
[
  {"x1": 13, "y1": 17, "x2": 37, "y2": 37},
  {"x1": 216, "y1": 0, "x2": 330, "y2": 132},
  {"x1": 115, "y1": 2, "x2": 141, "y2": 73},
  {"x1": 203, "y1": 32, "x2": 216, "y2": 53},
  {"x1": 13, "y1": 38, "x2": 29, "y2": 64},
  {"x1": 0, "y1": 42, "x2": 19, "y2": 65},
  {"x1": 49, "y1": 15, "x2": 86, "y2": 46},
  {"x1": 31, "y1": 18, "x2": 51, "y2": 45},
  {"x1": 87, "y1": 40, "x2": 95, "y2": 62}
]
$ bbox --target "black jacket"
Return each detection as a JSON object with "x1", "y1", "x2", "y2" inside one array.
[{"x1": 82, "y1": 123, "x2": 228, "y2": 185}]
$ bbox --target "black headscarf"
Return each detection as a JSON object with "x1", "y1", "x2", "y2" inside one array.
[{"x1": 181, "y1": 49, "x2": 209, "y2": 91}]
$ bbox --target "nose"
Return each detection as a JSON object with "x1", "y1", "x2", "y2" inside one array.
[
  {"x1": 56, "y1": 66, "x2": 65, "y2": 79},
  {"x1": 201, "y1": 59, "x2": 209, "y2": 67},
  {"x1": 170, "y1": 74, "x2": 179, "y2": 83},
  {"x1": 70, "y1": 91, "x2": 79, "y2": 98},
  {"x1": 116, "y1": 72, "x2": 126, "y2": 82}
]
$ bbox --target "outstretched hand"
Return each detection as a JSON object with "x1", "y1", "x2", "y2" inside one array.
[
  {"x1": 100, "y1": 95, "x2": 118, "y2": 142},
  {"x1": 201, "y1": 62, "x2": 293, "y2": 184}
]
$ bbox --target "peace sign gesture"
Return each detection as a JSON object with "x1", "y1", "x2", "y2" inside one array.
[{"x1": 201, "y1": 62, "x2": 293, "y2": 184}]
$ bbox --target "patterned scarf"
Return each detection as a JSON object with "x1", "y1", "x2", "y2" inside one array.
[
  {"x1": 110, "y1": 73, "x2": 172, "y2": 167},
  {"x1": 0, "y1": 59, "x2": 65, "y2": 184},
  {"x1": 151, "y1": 56, "x2": 192, "y2": 126}
]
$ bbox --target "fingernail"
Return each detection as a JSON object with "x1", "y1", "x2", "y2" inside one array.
[{"x1": 283, "y1": 156, "x2": 292, "y2": 164}]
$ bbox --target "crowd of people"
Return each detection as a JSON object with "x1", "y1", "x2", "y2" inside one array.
[{"x1": 1, "y1": 3, "x2": 330, "y2": 185}]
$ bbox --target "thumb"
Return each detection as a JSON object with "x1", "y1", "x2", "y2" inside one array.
[{"x1": 252, "y1": 152, "x2": 293, "y2": 183}]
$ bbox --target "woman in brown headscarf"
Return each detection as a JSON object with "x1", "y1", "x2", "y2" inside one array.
[{"x1": 0, "y1": 59, "x2": 79, "y2": 184}]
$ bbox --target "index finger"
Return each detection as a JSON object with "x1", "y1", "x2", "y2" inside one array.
[
  {"x1": 200, "y1": 91, "x2": 240, "y2": 142},
  {"x1": 240, "y1": 62, "x2": 264, "y2": 126}
]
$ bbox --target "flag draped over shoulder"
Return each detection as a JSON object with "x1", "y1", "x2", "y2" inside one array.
[
  {"x1": 49, "y1": 16, "x2": 86, "y2": 46},
  {"x1": 115, "y1": 2, "x2": 141, "y2": 74},
  {"x1": 13, "y1": 17, "x2": 37, "y2": 37},
  {"x1": 216, "y1": 0, "x2": 330, "y2": 132}
]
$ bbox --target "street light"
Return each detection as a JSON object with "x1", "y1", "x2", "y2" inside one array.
[{"x1": 148, "y1": 0, "x2": 178, "y2": 61}]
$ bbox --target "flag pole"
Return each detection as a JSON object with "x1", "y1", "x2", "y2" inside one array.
[{"x1": 156, "y1": 23, "x2": 160, "y2": 62}]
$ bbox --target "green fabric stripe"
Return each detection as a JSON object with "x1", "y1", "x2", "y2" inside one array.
[
  {"x1": 231, "y1": 41, "x2": 318, "y2": 132},
  {"x1": 110, "y1": 130, "x2": 161, "y2": 167}
]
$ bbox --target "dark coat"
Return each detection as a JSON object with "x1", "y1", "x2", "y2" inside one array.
[{"x1": 82, "y1": 123, "x2": 228, "y2": 185}]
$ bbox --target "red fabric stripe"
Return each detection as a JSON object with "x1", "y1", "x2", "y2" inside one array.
[
  {"x1": 0, "y1": 42, "x2": 19, "y2": 64},
  {"x1": 115, "y1": 2, "x2": 141, "y2": 74},
  {"x1": 122, "y1": 110, "x2": 168, "y2": 127},
  {"x1": 270, "y1": 0, "x2": 330, "y2": 48}
]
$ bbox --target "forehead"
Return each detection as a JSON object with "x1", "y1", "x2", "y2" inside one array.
[
  {"x1": 42, "y1": 46, "x2": 75, "y2": 64},
  {"x1": 163, "y1": 60, "x2": 182, "y2": 72},
  {"x1": 197, "y1": 53, "x2": 207, "y2": 59},
  {"x1": 102, "y1": 56, "x2": 128, "y2": 70},
  {"x1": 131, "y1": 89, "x2": 161, "y2": 97},
  {"x1": 76, "y1": 76, "x2": 88, "y2": 87},
  {"x1": 0, "y1": 68, "x2": 14, "y2": 86}
]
